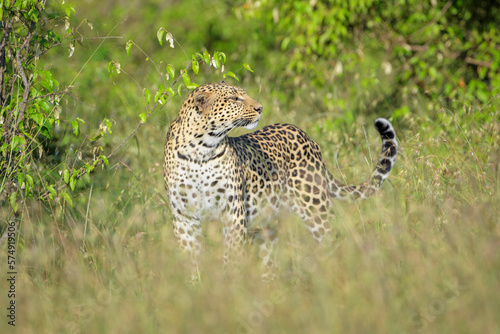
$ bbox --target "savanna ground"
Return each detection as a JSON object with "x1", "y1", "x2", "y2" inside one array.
[{"x1": 1, "y1": 1, "x2": 499, "y2": 333}]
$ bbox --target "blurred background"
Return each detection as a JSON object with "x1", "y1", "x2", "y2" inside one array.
[
  {"x1": 1, "y1": 0, "x2": 499, "y2": 333},
  {"x1": 44, "y1": 0, "x2": 499, "y2": 186}
]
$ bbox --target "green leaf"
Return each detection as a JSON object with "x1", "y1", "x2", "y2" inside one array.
[
  {"x1": 11, "y1": 135, "x2": 26, "y2": 152},
  {"x1": 63, "y1": 169, "x2": 70, "y2": 184},
  {"x1": 10, "y1": 192, "x2": 18, "y2": 213},
  {"x1": 143, "y1": 88, "x2": 151, "y2": 104},
  {"x1": 25, "y1": 174, "x2": 33, "y2": 191},
  {"x1": 70, "y1": 174, "x2": 76, "y2": 191},
  {"x1": 30, "y1": 112, "x2": 44, "y2": 125},
  {"x1": 126, "y1": 40, "x2": 133, "y2": 56},
  {"x1": 218, "y1": 52, "x2": 227, "y2": 64},
  {"x1": 243, "y1": 63, "x2": 254, "y2": 73},
  {"x1": 61, "y1": 192, "x2": 73, "y2": 207},
  {"x1": 86, "y1": 164, "x2": 94, "y2": 175},
  {"x1": 71, "y1": 120, "x2": 79, "y2": 136},
  {"x1": 39, "y1": 100, "x2": 51, "y2": 112},
  {"x1": 155, "y1": 84, "x2": 166, "y2": 103},
  {"x1": 213, "y1": 52, "x2": 221, "y2": 69},
  {"x1": 0, "y1": 143, "x2": 6, "y2": 156},
  {"x1": 192, "y1": 57, "x2": 199, "y2": 75},
  {"x1": 157, "y1": 27, "x2": 165, "y2": 46},
  {"x1": 188, "y1": 83, "x2": 199, "y2": 89},
  {"x1": 166, "y1": 64, "x2": 175, "y2": 80},
  {"x1": 225, "y1": 71, "x2": 239, "y2": 81},
  {"x1": 213, "y1": 52, "x2": 226, "y2": 68},
  {"x1": 177, "y1": 84, "x2": 183, "y2": 97},
  {"x1": 139, "y1": 113, "x2": 147, "y2": 123},
  {"x1": 108, "y1": 61, "x2": 114, "y2": 78},
  {"x1": 101, "y1": 155, "x2": 109, "y2": 167},
  {"x1": 18, "y1": 173, "x2": 25, "y2": 189},
  {"x1": 166, "y1": 87, "x2": 175, "y2": 97},
  {"x1": 155, "y1": 90, "x2": 163, "y2": 103},
  {"x1": 195, "y1": 53, "x2": 204, "y2": 64},
  {"x1": 46, "y1": 185, "x2": 56, "y2": 200},
  {"x1": 182, "y1": 71, "x2": 191, "y2": 86},
  {"x1": 48, "y1": 184, "x2": 56, "y2": 195},
  {"x1": 76, "y1": 117, "x2": 85, "y2": 124},
  {"x1": 181, "y1": 71, "x2": 199, "y2": 89},
  {"x1": 202, "y1": 51, "x2": 210, "y2": 64},
  {"x1": 105, "y1": 119, "x2": 113, "y2": 134},
  {"x1": 90, "y1": 133, "x2": 103, "y2": 142}
]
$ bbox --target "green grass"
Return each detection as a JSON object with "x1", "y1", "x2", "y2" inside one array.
[
  {"x1": 1, "y1": 93, "x2": 498, "y2": 333},
  {"x1": 1, "y1": 2, "x2": 499, "y2": 332}
]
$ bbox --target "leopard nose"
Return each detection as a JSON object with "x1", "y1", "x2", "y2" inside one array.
[{"x1": 254, "y1": 105, "x2": 263, "y2": 114}]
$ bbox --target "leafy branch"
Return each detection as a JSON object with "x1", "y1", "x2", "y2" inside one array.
[
  {"x1": 39, "y1": 30, "x2": 241, "y2": 202},
  {"x1": 1, "y1": 0, "x2": 253, "y2": 246}
]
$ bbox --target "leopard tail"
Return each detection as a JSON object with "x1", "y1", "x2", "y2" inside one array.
[{"x1": 329, "y1": 118, "x2": 398, "y2": 200}]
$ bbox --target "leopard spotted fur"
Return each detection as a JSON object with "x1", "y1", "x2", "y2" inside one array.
[{"x1": 163, "y1": 82, "x2": 398, "y2": 268}]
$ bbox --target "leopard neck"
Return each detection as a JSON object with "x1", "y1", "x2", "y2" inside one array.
[{"x1": 168, "y1": 116, "x2": 230, "y2": 163}]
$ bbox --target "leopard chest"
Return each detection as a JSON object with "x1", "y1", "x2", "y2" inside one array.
[{"x1": 166, "y1": 155, "x2": 238, "y2": 220}]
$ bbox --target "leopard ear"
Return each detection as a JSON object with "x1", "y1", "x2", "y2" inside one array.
[{"x1": 194, "y1": 92, "x2": 211, "y2": 113}]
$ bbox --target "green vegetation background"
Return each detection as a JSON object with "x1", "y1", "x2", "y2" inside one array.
[{"x1": 1, "y1": 0, "x2": 499, "y2": 333}]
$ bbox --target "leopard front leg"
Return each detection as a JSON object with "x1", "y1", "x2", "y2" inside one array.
[
  {"x1": 222, "y1": 196, "x2": 248, "y2": 266},
  {"x1": 172, "y1": 218, "x2": 203, "y2": 277}
]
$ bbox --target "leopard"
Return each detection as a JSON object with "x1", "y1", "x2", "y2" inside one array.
[{"x1": 163, "y1": 81, "x2": 398, "y2": 271}]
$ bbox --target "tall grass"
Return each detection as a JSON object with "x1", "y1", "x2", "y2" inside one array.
[{"x1": 1, "y1": 91, "x2": 498, "y2": 333}]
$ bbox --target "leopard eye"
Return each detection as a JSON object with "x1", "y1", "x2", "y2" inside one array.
[{"x1": 229, "y1": 96, "x2": 243, "y2": 102}]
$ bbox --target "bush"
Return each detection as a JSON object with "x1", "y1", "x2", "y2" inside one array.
[
  {"x1": 242, "y1": 0, "x2": 500, "y2": 115},
  {"x1": 1, "y1": 0, "x2": 70, "y2": 214}
]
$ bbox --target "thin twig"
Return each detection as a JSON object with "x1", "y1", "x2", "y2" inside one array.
[
  {"x1": 107, "y1": 63, "x2": 193, "y2": 160},
  {"x1": 130, "y1": 41, "x2": 167, "y2": 89},
  {"x1": 69, "y1": 19, "x2": 125, "y2": 87},
  {"x1": 26, "y1": 88, "x2": 72, "y2": 102},
  {"x1": 40, "y1": 36, "x2": 123, "y2": 57}
]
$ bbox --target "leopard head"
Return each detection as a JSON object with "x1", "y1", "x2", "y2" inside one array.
[{"x1": 175, "y1": 82, "x2": 263, "y2": 148}]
